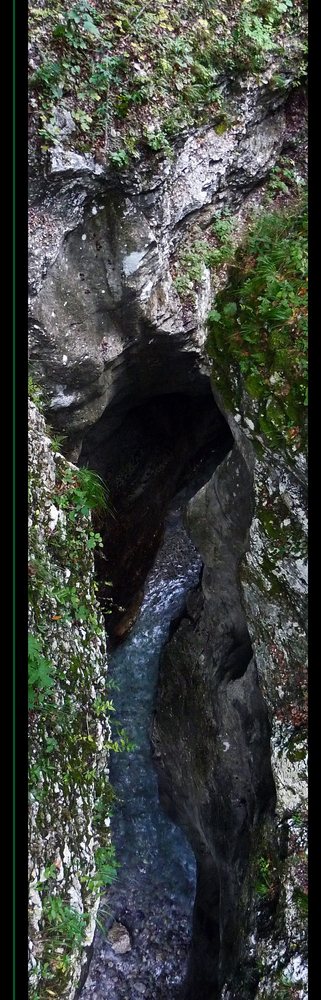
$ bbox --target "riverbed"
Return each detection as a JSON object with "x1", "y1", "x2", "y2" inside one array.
[{"x1": 80, "y1": 449, "x2": 230, "y2": 1000}]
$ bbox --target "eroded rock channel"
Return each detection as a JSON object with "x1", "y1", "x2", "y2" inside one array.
[{"x1": 77, "y1": 394, "x2": 275, "y2": 1000}]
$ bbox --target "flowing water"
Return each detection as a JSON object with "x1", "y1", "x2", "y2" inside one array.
[{"x1": 80, "y1": 448, "x2": 230, "y2": 1000}]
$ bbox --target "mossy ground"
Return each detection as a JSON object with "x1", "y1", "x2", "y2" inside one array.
[{"x1": 28, "y1": 0, "x2": 307, "y2": 161}]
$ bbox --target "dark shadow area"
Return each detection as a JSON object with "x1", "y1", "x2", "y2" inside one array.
[{"x1": 79, "y1": 390, "x2": 233, "y2": 642}]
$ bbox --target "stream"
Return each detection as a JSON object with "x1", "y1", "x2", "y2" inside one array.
[{"x1": 80, "y1": 447, "x2": 230, "y2": 1000}]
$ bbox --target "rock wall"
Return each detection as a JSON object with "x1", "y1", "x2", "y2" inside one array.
[
  {"x1": 152, "y1": 391, "x2": 308, "y2": 997},
  {"x1": 28, "y1": 400, "x2": 114, "y2": 999},
  {"x1": 28, "y1": 52, "x2": 298, "y2": 464},
  {"x1": 151, "y1": 441, "x2": 276, "y2": 998}
]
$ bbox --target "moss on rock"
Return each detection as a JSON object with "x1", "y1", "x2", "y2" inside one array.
[{"x1": 28, "y1": 400, "x2": 117, "y2": 1000}]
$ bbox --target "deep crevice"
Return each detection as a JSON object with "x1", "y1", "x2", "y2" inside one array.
[
  {"x1": 78, "y1": 390, "x2": 275, "y2": 1000},
  {"x1": 79, "y1": 389, "x2": 233, "y2": 642}
]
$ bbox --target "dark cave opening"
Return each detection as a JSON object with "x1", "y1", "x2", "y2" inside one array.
[{"x1": 79, "y1": 389, "x2": 233, "y2": 642}]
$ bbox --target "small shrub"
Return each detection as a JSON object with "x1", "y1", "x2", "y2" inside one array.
[
  {"x1": 28, "y1": 375, "x2": 45, "y2": 409},
  {"x1": 53, "y1": 1, "x2": 101, "y2": 50}
]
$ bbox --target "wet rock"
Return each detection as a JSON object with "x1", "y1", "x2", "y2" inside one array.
[{"x1": 107, "y1": 923, "x2": 132, "y2": 955}]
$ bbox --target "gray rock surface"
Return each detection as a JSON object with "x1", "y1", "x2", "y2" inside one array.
[
  {"x1": 29, "y1": 62, "x2": 292, "y2": 463},
  {"x1": 150, "y1": 393, "x2": 307, "y2": 997},
  {"x1": 151, "y1": 445, "x2": 276, "y2": 998}
]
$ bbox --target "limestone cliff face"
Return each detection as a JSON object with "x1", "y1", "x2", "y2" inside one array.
[
  {"x1": 28, "y1": 41, "x2": 307, "y2": 1000},
  {"x1": 28, "y1": 400, "x2": 113, "y2": 999},
  {"x1": 28, "y1": 53, "x2": 298, "y2": 463}
]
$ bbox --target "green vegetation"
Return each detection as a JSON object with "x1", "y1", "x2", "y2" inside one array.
[
  {"x1": 28, "y1": 461, "x2": 132, "y2": 761},
  {"x1": 28, "y1": 374, "x2": 45, "y2": 409},
  {"x1": 173, "y1": 208, "x2": 237, "y2": 298},
  {"x1": 292, "y1": 884, "x2": 308, "y2": 916},
  {"x1": 259, "y1": 978, "x2": 296, "y2": 1000},
  {"x1": 28, "y1": 426, "x2": 134, "y2": 999},
  {"x1": 207, "y1": 192, "x2": 308, "y2": 452},
  {"x1": 28, "y1": 0, "x2": 307, "y2": 160},
  {"x1": 255, "y1": 479, "x2": 307, "y2": 567},
  {"x1": 255, "y1": 855, "x2": 275, "y2": 897},
  {"x1": 265, "y1": 155, "x2": 305, "y2": 202},
  {"x1": 28, "y1": 633, "x2": 55, "y2": 709},
  {"x1": 29, "y1": 843, "x2": 120, "y2": 998},
  {"x1": 54, "y1": 463, "x2": 115, "y2": 519},
  {"x1": 285, "y1": 730, "x2": 307, "y2": 763},
  {"x1": 36, "y1": 894, "x2": 89, "y2": 989}
]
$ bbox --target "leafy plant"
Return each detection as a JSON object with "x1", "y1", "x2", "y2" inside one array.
[
  {"x1": 50, "y1": 433, "x2": 67, "y2": 454},
  {"x1": 37, "y1": 893, "x2": 89, "y2": 987},
  {"x1": 53, "y1": 1, "x2": 101, "y2": 50},
  {"x1": 28, "y1": 375, "x2": 45, "y2": 409},
  {"x1": 109, "y1": 148, "x2": 130, "y2": 168},
  {"x1": 255, "y1": 856, "x2": 273, "y2": 897},
  {"x1": 207, "y1": 194, "x2": 308, "y2": 450},
  {"x1": 71, "y1": 107, "x2": 93, "y2": 132},
  {"x1": 173, "y1": 210, "x2": 237, "y2": 300},
  {"x1": 28, "y1": 0, "x2": 307, "y2": 162},
  {"x1": 76, "y1": 466, "x2": 115, "y2": 516},
  {"x1": 38, "y1": 114, "x2": 62, "y2": 147},
  {"x1": 266, "y1": 156, "x2": 301, "y2": 201},
  {"x1": 28, "y1": 634, "x2": 54, "y2": 709},
  {"x1": 30, "y1": 59, "x2": 64, "y2": 100},
  {"x1": 83, "y1": 844, "x2": 119, "y2": 892},
  {"x1": 53, "y1": 465, "x2": 114, "y2": 524},
  {"x1": 110, "y1": 724, "x2": 136, "y2": 754}
]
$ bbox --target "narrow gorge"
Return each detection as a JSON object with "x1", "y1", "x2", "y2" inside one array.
[{"x1": 28, "y1": 4, "x2": 308, "y2": 999}]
